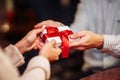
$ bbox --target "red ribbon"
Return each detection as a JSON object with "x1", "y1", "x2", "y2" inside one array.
[{"x1": 42, "y1": 26, "x2": 73, "y2": 58}]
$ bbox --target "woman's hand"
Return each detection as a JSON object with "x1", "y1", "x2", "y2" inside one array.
[
  {"x1": 39, "y1": 40, "x2": 62, "y2": 62},
  {"x1": 15, "y1": 27, "x2": 44, "y2": 54}
]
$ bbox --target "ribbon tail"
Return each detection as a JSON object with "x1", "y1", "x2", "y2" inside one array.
[{"x1": 61, "y1": 35, "x2": 69, "y2": 58}]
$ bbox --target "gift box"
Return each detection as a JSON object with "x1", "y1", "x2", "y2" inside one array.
[{"x1": 40, "y1": 26, "x2": 73, "y2": 58}]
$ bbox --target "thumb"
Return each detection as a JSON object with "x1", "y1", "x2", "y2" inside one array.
[
  {"x1": 33, "y1": 26, "x2": 45, "y2": 34},
  {"x1": 57, "y1": 48, "x2": 62, "y2": 54},
  {"x1": 49, "y1": 39, "x2": 56, "y2": 47}
]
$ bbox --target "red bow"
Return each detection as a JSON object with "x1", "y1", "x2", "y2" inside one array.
[{"x1": 42, "y1": 26, "x2": 73, "y2": 58}]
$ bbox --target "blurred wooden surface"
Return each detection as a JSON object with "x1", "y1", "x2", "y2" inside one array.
[{"x1": 81, "y1": 67, "x2": 120, "y2": 80}]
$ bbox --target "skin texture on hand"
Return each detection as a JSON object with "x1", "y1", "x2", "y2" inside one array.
[
  {"x1": 69, "y1": 30, "x2": 104, "y2": 50},
  {"x1": 34, "y1": 20, "x2": 64, "y2": 28},
  {"x1": 15, "y1": 27, "x2": 44, "y2": 54},
  {"x1": 39, "y1": 40, "x2": 62, "y2": 62}
]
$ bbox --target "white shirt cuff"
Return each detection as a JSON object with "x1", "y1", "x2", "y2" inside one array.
[
  {"x1": 101, "y1": 35, "x2": 115, "y2": 52},
  {"x1": 5, "y1": 44, "x2": 25, "y2": 67}
]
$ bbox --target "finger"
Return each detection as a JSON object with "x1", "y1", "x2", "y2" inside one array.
[
  {"x1": 34, "y1": 21, "x2": 45, "y2": 28},
  {"x1": 30, "y1": 40, "x2": 39, "y2": 50},
  {"x1": 55, "y1": 56, "x2": 59, "y2": 60},
  {"x1": 34, "y1": 20, "x2": 51, "y2": 28},
  {"x1": 77, "y1": 31, "x2": 87, "y2": 38},
  {"x1": 33, "y1": 27, "x2": 45, "y2": 34},
  {"x1": 69, "y1": 33, "x2": 79, "y2": 39},
  {"x1": 34, "y1": 46, "x2": 38, "y2": 50},
  {"x1": 70, "y1": 46, "x2": 85, "y2": 51},
  {"x1": 34, "y1": 20, "x2": 62, "y2": 28},
  {"x1": 36, "y1": 42, "x2": 44, "y2": 50},
  {"x1": 34, "y1": 44, "x2": 42, "y2": 50},
  {"x1": 33, "y1": 38, "x2": 42, "y2": 50},
  {"x1": 56, "y1": 48, "x2": 62, "y2": 54},
  {"x1": 38, "y1": 44, "x2": 42, "y2": 49},
  {"x1": 69, "y1": 40, "x2": 82, "y2": 47}
]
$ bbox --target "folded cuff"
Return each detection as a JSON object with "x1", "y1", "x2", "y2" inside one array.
[
  {"x1": 5, "y1": 44, "x2": 25, "y2": 67},
  {"x1": 101, "y1": 35, "x2": 115, "y2": 52},
  {"x1": 24, "y1": 56, "x2": 50, "y2": 80}
]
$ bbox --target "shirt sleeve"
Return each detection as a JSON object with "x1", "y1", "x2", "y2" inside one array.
[
  {"x1": 70, "y1": 0, "x2": 89, "y2": 32},
  {"x1": 20, "y1": 56, "x2": 50, "y2": 80},
  {"x1": 4, "y1": 44, "x2": 25, "y2": 67},
  {"x1": 101, "y1": 35, "x2": 120, "y2": 57},
  {"x1": 0, "y1": 48, "x2": 19, "y2": 80}
]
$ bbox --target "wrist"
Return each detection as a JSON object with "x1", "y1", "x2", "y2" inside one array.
[
  {"x1": 15, "y1": 42, "x2": 26, "y2": 54},
  {"x1": 39, "y1": 52, "x2": 47, "y2": 59},
  {"x1": 96, "y1": 34, "x2": 104, "y2": 49}
]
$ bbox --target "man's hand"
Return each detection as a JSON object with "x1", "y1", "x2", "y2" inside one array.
[{"x1": 69, "y1": 30, "x2": 104, "y2": 50}]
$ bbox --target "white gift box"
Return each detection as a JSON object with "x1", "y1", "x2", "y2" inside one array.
[{"x1": 40, "y1": 26, "x2": 73, "y2": 47}]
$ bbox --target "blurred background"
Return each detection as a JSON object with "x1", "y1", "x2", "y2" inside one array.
[{"x1": 0, "y1": 0, "x2": 92, "y2": 80}]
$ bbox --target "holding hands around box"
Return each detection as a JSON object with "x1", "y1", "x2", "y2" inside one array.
[
  {"x1": 1, "y1": 22, "x2": 62, "y2": 80},
  {"x1": 35, "y1": 20, "x2": 120, "y2": 58},
  {"x1": 34, "y1": 20, "x2": 104, "y2": 51},
  {"x1": 15, "y1": 25, "x2": 62, "y2": 61}
]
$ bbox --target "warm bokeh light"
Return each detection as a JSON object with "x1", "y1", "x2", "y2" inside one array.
[{"x1": 0, "y1": 22, "x2": 10, "y2": 33}]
